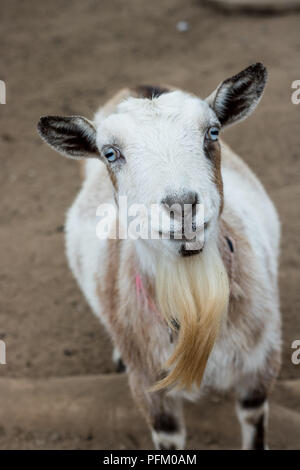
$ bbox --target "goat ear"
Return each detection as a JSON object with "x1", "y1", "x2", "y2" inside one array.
[
  {"x1": 206, "y1": 63, "x2": 267, "y2": 127},
  {"x1": 37, "y1": 116, "x2": 99, "y2": 159}
]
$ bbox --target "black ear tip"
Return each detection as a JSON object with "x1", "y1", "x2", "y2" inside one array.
[
  {"x1": 250, "y1": 62, "x2": 268, "y2": 81},
  {"x1": 37, "y1": 116, "x2": 51, "y2": 134},
  {"x1": 37, "y1": 117, "x2": 46, "y2": 136},
  {"x1": 37, "y1": 116, "x2": 61, "y2": 137}
]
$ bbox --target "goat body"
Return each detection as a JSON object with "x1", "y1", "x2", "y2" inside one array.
[{"x1": 38, "y1": 66, "x2": 281, "y2": 449}]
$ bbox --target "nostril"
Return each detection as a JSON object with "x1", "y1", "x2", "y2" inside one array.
[{"x1": 161, "y1": 190, "x2": 199, "y2": 210}]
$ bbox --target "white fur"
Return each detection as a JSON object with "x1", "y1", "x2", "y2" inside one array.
[{"x1": 151, "y1": 429, "x2": 186, "y2": 451}]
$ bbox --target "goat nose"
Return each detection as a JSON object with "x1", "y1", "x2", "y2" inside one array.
[{"x1": 161, "y1": 190, "x2": 198, "y2": 210}]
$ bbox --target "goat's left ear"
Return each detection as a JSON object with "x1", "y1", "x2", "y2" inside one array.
[
  {"x1": 37, "y1": 116, "x2": 99, "y2": 159},
  {"x1": 206, "y1": 63, "x2": 267, "y2": 127}
]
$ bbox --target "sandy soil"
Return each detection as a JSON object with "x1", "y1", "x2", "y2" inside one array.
[
  {"x1": 0, "y1": 0, "x2": 299, "y2": 449},
  {"x1": 0, "y1": 375, "x2": 299, "y2": 450}
]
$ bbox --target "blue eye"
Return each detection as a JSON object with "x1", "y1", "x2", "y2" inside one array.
[
  {"x1": 206, "y1": 127, "x2": 220, "y2": 141},
  {"x1": 103, "y1": 146, "x2": 120, "y2": 162}
]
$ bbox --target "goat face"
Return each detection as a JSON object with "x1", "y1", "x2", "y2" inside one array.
[
  {"x1": 38, "y1": 63, "x2": 267, "y2": 257},
  {"x1": 96, "y1": 91, "x2": 223, "y2": 256}
]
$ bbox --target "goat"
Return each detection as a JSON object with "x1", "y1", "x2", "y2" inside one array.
[{"x1": 38, "y1": 63, "x2": 281, "y2": 450}]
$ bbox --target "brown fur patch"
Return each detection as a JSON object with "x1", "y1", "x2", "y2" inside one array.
[
  {"x1": 105, "y1": 165, "x2": 118, "y2": 193},
  {"x1": 133, "y1": 85, "x2": 170, "y2": 99},
  {"x1": 205, "y1": 141, "x2": 224, "y2": 214},
  {"x1": 98, "y1": 245, "x2": 183, "y2": 431},
  {"x1": 218, "y1": 217, "x2": 265, "y2": 351},
  {"x1": 97, "y1": 238, "x2": 121, "y2": 324},
  {"x1": 97, "y1": 239, "x2": 169, "y2": 380},
  {"x1": 259, "y1": 346, "x2": 281, "y2": 391}
]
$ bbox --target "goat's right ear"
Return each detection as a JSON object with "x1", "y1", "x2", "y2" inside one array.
[{"x1": 37, "y1": 116, "x2": 99, "y2": 159}]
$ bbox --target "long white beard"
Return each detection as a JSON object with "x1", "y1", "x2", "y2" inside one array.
[{"x1": 154, "y1": 239, "x2": 229, "y2": 390}]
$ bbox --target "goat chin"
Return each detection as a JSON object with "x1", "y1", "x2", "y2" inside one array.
[{"x1": 153, "y1": 239, "x2": 229, "y2": 391}]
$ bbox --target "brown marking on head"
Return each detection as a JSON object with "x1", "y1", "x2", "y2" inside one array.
[
  {"x1": 133, "y1": 85, "x2": 170, "y2": 100},
  {"x1": 204, "y1": 140, "x2": 224, "y2": 214},
  {"x1": 105, "y1": 165, "x2": 118, "y2": 193}
]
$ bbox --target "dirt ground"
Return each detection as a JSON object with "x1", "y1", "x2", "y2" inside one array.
[{"x1": 0, "y1": 0, "x2": 299, "y2": 449}]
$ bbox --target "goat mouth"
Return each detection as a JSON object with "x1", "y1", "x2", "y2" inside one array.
[
  {"x1": 179, "y1": 243, "x2": 202, "y2": 257},
  {"x1": 159, "y1": 223, "x2": 208, "y2": 240}
]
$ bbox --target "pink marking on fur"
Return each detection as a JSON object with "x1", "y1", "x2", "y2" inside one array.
[{"x1": 135, "y1": 273, "x2": 161, "y2": 320}]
